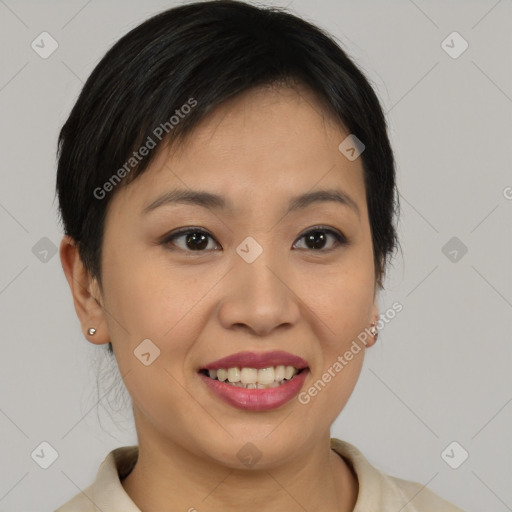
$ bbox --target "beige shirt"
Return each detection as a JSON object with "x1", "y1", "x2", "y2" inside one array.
[{"x1": 55, "y1": 438, "x2": 465, "y2": 511}]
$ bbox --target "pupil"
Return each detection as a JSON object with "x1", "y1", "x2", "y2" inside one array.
[
  {"x1": 187, "y1": 232, "x2": 208, "y2": 250},
  {"x1": 307, "y1": 231, "x2": 326, "y2": 250}
]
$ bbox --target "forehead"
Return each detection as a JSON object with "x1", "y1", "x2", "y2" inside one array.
[
  {"x1": 173, "y1": 84, "x2": 345, "y2": 162},
  {"x1": 111, "y1": 85, "x2": 367, "y2": 217}
]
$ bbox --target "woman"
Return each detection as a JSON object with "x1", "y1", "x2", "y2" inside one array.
[{"x1": 55, "y1": 1, "x2": 465, "y2": 510}]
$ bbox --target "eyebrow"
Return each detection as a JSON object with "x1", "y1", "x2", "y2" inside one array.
[{"x1": 142, "y1": 187, "x2": 360, "y2": 219}]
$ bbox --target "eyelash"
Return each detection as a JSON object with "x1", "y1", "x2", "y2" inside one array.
[{"x1": 161, "y1": 226, "x2": 348, "y2": 254}]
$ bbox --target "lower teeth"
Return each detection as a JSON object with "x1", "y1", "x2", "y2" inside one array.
[{"x1": 211, "y1": 375, "x2": 297, "y2": 389}]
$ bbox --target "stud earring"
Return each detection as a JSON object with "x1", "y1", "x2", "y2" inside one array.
[
  {"x1": 369, "y1": 322, "x2": 378, "y2": 340},
  {"x1": 88, "y1": 328, "x2": 96, "y2": 336}
]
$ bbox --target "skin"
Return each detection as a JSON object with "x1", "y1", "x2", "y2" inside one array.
[{"x1": 60, "y1": 84, "x2": 380, "y2": 512}]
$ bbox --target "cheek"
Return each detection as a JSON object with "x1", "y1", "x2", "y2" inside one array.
[
  {"x1": 298, "y1": 349, "x2": 364, "y2": 426},
  {"x1": 303, "y1": 260, "x2": 375, "y2": 347},
  {"x1": 102, "y1": 239, "x2": 181, "y2": 331},
  {"x1": 101, "y1": 243, "x2": 216, "y2": 370},
  {"x1": 297, "y1": 249, "x2": 373, "y2": 408},
  {"x1": 323, "y1": 281, "x2": 373, "y2": 346},
  {"x1": 100, "y1": 251, "x2": 201, "y2": 420}
]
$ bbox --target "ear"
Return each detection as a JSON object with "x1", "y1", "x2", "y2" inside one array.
[
  {"x1": 59, "y1": 235, "x2": 109, "y2": 345},
  {"x1": 365, "y1": 300, "x2": 380, "y2": 348}
]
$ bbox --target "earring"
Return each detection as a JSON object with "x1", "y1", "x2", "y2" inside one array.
[
  {"x1": 369, "y1": 322, "x2": 378, "y2": 340},
  {"x1": 88, "y1": 328, "x2": 96, "y2": 336}
]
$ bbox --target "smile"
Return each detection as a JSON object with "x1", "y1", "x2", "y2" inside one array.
[
  {"x1": 200, "y1": 365, "x2": 304, "y2": 389},
  {"x1": 198, "y1": 367, "x2": 309, "y2": 411}
]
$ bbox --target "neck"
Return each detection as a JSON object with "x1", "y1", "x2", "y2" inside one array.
[{"x1": 121, "y1": 424, "x2": 358, "y2": 512}]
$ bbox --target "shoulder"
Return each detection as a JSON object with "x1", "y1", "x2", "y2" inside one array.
[
  {"x1": 54, "y1": 491, "x2": 94, "y2": 512},
  {"x1": 54, "y1": 446, "x2": 139, "y2": 512},
  {"x1": 330, "y1": 438, "x2": 466, "y2": 512},
  {"x1": 385, "y1": 473, "x2": 465, "y2": 511}
]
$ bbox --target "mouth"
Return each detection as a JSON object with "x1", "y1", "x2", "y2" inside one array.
[
  {"x1": 198, "y1": 351, "x2": 310, "y2": 411},
  {"x1": 199, "y1": 365, "x2": 307, "y2": 389}
]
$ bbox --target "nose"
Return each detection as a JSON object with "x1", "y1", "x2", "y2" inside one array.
[{"x1": 217, "y1": 248, "x2": 301, "y2": 337}]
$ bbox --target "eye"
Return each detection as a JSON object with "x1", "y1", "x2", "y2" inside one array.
[
  {"x1": 161, "y1": 225, "x2": 348, "y2": 254},
  {"x1": 162, "y1": 227, "x2": 220, "y2": 252},
  {"x1": 293, "y1": 226, "x2": 347, "y2": 252}
]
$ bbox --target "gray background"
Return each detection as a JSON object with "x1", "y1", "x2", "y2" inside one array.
[{"x1": 1, "y1": 0, "x2": 511, "y2": 510}]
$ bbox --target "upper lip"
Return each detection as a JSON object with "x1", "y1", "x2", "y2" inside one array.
[{"x1": 200, "y1": 351, "x2": 309, "y2": 370}]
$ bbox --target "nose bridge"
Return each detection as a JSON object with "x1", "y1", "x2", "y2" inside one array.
[
  {"x1": 241, "y1": 246, "x2": 282, "y2": 296},
  {"x1": 236, "y1": 238, "x2": 287, "y2": 305},
  {"x1": 218, "y1": 238, "x2": 300, "y2": 335}
]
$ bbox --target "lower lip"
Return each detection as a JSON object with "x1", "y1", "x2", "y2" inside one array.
[{"x1": 199, "y1": 370, "x2": 309, "y2": 411}]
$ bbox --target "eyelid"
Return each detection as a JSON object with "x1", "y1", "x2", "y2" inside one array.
[
  {"x1": 160, "y1": 226, "x2": 219, "y2": 251},
  {"x1": 160, "y1": 225, "x2": 348, "y2": 252},
  {"x1": 293, "y1": 225, "x2": 348, "y2": 251}
]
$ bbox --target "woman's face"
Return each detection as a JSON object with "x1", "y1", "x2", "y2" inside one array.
[{"x1": 88, "y1": 85, "x2": 378, "y2": 468}]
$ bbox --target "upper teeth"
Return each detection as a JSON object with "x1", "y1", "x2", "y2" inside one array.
[{"x1": 209, "y1": 365, "x2": 299, "y2": 385}]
